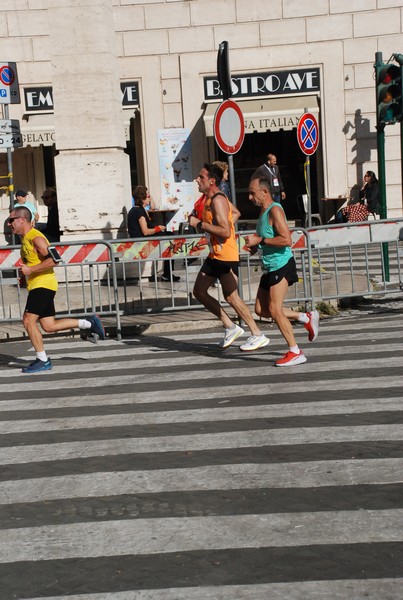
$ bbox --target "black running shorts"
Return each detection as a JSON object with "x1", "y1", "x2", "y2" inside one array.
[
  {"x1": 25, "y1": 288, "x2": 56, "y2": 318},
  {"x1": 200, "y1": 256, "x2": 239, "y2": 278},
  {"x1": 259, "y1": 256, "x2": 299, "y2": 290}
]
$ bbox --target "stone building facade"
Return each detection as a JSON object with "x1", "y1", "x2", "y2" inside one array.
[{"x1": 0, "y1": 0, "x2": 402, "y2": 243}]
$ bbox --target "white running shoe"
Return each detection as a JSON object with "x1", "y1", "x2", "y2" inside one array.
[
  {"x1": 275, "y1": 350, "x2": 307, "y2": 367},
  {"x1": 240, "y1": 334, "x2": 270, "y2": 352},
  {"x1": 304, "y1": 310, "x2": 320, "y2": 342},
  {"x1": 218, "y1": 324, "x2": 244, "y2": 348}
]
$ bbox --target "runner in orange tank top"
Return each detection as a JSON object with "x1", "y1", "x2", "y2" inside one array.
[
  {"x1": 188, "y1": 163, "x2": 269, "y2": 351},
  {"x1": 202, "y1": 193, "x2": 239, "y2": 262}
]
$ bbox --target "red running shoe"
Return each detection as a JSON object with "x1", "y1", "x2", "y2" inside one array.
[
  {"x1": 304, "y1": 310, "x2": 319, "y2": 342},
  {"x1": 275, "y1": 350, "x2": 307, "y2": 367}
]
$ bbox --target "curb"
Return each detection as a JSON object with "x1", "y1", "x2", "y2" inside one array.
[{"x1": 105, "y1": 317, "x2": 220, "y2": 337}]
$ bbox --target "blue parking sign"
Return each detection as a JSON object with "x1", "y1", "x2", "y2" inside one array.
[{"x1": 0, "y1": 62, "x2": 20, "y2": 104}]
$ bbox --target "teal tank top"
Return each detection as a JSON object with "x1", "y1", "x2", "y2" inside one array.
[{"x1": 256, "y1": 202, "x2": 292, "y2": 272}]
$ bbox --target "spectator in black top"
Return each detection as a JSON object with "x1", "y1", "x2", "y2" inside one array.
[
  {"x1": 359, "y1": 171, "x2": 379, "y2": 215},
  {"x1": 128, "y1": 186, "x2": 162, "y2": 238},
  {"x1": 128, "y1": 186, "x2": 179, "y2": 282}
]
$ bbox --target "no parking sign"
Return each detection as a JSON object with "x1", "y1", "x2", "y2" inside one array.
[
  {"x1": 0, "y1": 62, "x2": 20, "y2": 104},
  {"x1": 297, "y1": 112, "x2": 319, "y2": 155}
]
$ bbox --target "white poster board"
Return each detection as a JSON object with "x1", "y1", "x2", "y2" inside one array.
[{"x1": 158, "y1": 128, "x2": 194, "y2": 232}]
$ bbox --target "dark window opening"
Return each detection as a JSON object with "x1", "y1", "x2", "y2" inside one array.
[{"x1": 215, "y1": 128, "x2": 321, "y2": 221}]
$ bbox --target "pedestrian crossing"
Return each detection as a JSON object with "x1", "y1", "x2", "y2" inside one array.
[{"x1": 0, "y1": 311, "x2": 402, "y2": 599}]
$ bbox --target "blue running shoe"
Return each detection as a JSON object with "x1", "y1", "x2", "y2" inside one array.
[
  {"x1": 88, "y1": 314, "x2": 106, "y2": 340},
  {"x1": 22, "y1": 358, "x2": 52, "y2": 374}
]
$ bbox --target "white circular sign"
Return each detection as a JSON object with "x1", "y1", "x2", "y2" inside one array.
[{"x1": 213, "y1": 99, "x2": 245, "y2": 154}]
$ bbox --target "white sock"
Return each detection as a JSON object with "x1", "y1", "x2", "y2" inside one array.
[
  {"x1": 298, "y1": 313, "x2": 309, "y2": 324},
  {"x1": 37, "y1": 351, "x2": 47, "y2": 362},
  {"x1": 289, "y1": 345, "x2": 299, "y2": 354},
  {"x1": 79, "y1": 319, "x2": 91, "y2": 329}
]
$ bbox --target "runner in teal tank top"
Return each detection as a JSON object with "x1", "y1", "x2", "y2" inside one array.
[
  {"x1": 244, "y1": 176, "x2": 320, "y2": 367},
  {"x1": 256, "y1": 202, "x2": 292, "y2": 272}
]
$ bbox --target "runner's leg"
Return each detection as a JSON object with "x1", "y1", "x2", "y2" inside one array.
[
  {"x1": 193, "y1": 270, "x2": 235, "y2": 329},
  {"x1": 220, "y1": 270, "x2": 262, "y2": 336},
  {"x1": 22, "y1": 311, "x2": 45, "y2": 353},
  {"x1": 39, "y1": 316, "x2": 80, "y2": 334},
  {"x1": 268, "y1": 278, "x2": 297, "y2": 347}
]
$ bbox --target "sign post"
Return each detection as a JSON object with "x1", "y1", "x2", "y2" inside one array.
[
  {"x1": 215, "y1": 41, "x2": 246, "y2": 209},
  {"x1": 213, "y1": 43, "x2": 246, "y2": 309},
  {"x1": 0, "y1": 119, "x2": 22, "y2": 148},
  {"x1": 0, "y1": 62, "x2": 20, "y2": 104},
  {"x1": 297, "y1": 111, "x2": 319, "y2": 227},
  {"x1": 213, "y1": 99, "x2": 245, "y2": 208},
  {"x1": 0, "y1": 61, "x2": 21, "y2": 213}
]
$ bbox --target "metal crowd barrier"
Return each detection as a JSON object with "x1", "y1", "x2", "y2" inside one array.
[
  {"x1": 0, "y1": 218, "x2": 402, "y2": 338},
  {"x1": 0, "y1": 239, "x2": 122, "y2": 337},
  {"x1": 110, "y1": 218, "x2": 403, "y2": 314},
  {"x1": 110, "y1": 228, "x2": 315, "y2": 315},
  {"x1": 304, "y1": 217, "x2": 403, "y2": 301}
]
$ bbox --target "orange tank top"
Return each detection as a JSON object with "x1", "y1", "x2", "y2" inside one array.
[{"x1": 203, "y1": 193, "x2": 239, "y2": 262}]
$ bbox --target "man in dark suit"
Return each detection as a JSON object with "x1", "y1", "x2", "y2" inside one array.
[{"x1": 251, "y1": 153, "x2": 286, "y2": 203}]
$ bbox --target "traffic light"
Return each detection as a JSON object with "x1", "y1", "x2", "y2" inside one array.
[{"x1": 375, "y1": 61, "x2": 402, "y2": 126}]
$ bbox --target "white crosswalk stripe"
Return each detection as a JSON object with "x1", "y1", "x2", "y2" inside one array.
[
  {"x1": 1, "y1": 458, "x2": 401, "y2": 505},
  {"x1": 2, "y1": 509, "x2": 403, "y2": 563},
  {"x1": 0, "y1": 310, "x2": 402, "y2": 599},
  {"x1": 2, "y1": 396, "x2": 402, "y2": 434}
]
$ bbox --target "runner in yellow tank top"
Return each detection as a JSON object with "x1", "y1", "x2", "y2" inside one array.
[
  {"x1": 188, "y1": 163, "x2": 269, "y2": 351},
  {"x1": 8, "y1": 206, "x2": 106, "y2": 373},
  {"x1": 20, "y1": 227, "x2": 58, "y2": 292}
]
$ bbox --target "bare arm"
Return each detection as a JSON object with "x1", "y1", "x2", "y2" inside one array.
[
  {"x1": 246, "y1": 205, "x2": 292, "y2": 248},
  {"x1": 20, "y1": 235, "x2": 55, "y2": 276},
  {"x1": 189, "y1": 195, "x2": 231, "y2": 239},
  {"x1": 266, "y1": 205, "x2": 292, "y2": 246},
  {"x1": 229, "y1": 201, "x2": 241, "y2": 224},
  {"x1": 148, "y1": 195, "x2": 157, "y2": 210},
  {"x1": 189, "y1": 194, "x2": 235, "y2": 239},
  {"x1": 138, "y1": 215, "x2": 165, "y2": 236}
]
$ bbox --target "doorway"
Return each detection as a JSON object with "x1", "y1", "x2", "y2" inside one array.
[{"x1": 215, "y1": 128, "x2": 323, "y2": 221}]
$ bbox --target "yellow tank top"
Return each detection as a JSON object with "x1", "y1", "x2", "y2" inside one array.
[
  {"x1": 21, "y1": 228, "x2": 58, "y2": 292},
  {"x1": 203, "y1": 193, "x2": 239, "y2": 262}
]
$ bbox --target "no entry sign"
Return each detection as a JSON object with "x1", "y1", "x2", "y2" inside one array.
[
  {"x1": 297, "y1": 112, "x2": 319, "y2": 155},
  {"x1": 213, "y1": 99, "x2": 245, "y2": 154}
]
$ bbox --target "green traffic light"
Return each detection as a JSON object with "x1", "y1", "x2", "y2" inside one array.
[{"x1": 376, "y1": 61, "x2": 402, "y2": 125}]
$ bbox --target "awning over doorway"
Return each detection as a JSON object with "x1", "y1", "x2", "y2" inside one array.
[
  {"x1": 203, "y1": 95, "x2": 319, "y2": 136},
  {"x1": 20, "y1": 113, "x2": 55, "y2": 147}
]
